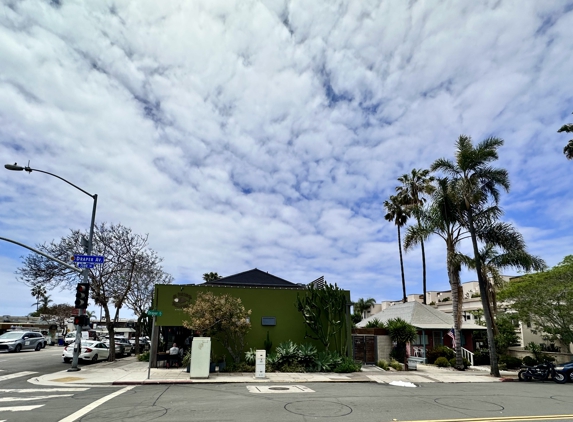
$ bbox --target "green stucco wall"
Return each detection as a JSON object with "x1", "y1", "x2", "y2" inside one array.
[{"x1": 153, "y1": 284, "x2": 351, "y2": 358}]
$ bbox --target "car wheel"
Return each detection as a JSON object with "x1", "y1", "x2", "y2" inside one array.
[
  {"x1": 14, "y1": 344, "x2": 22, "y2": 353},
  {"x1": 91, "y1": 354, "x2": 99, "y2": 363},
  {"x1": 35, "y1": 343, "x2": 42, "y2": 351},
  {"x1": 63, "y1": 358, "x2": 71, "y2": 363},
  {"x1": 553, "y1": 372, "x2": 567, "y2": 384}
]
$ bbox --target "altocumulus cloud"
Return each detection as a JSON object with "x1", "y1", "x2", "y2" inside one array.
[{"x1": 0, "y1": 0, "x2": 572, "y2": 315}]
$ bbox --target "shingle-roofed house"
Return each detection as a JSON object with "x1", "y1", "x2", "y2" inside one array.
[{"x1": 356, "y1": 301, "x2": 485, "y2": 364}]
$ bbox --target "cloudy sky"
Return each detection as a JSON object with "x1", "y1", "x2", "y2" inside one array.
[{"x1": 1, "y1": 0, "x2": 572, "y2": 318}]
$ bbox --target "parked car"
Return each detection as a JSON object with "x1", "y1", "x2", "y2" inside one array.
[
  {"x1": 64, "y1": 330, "x2": 98, "y2": 345},
  {"x1": 62, "y1": 340, "x2": 110, "y2": 363},
  {"x1": 129, "y1": 337, "x2": 150, "y2": 351},
  {"x1": 555, "y1": 361, "x2": 573, "y2": 383},
  {"x1": 102, "y1": 337, "x2": 132, "y2": 356},
  {"x1": 0, "y1": 331, "x2": 45, "y2": 352}
]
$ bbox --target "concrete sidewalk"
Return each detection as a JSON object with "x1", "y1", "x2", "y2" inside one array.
[{"x1": 28, "y1": 358, "x2": 518, "y2": 387}]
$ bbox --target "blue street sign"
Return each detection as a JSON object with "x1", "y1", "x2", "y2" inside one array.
[
  {"x1": 73, "y1": 255, "x2": 105, "y2": 264},
  {"x1": 77, "y1": 263, "x2": 95, "y2": 269}
]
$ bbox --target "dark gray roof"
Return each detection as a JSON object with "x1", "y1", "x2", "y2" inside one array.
[
  {"x1": 357, "y1": 301, "x2": 486, "y2": 330},
  {"x1": 202, "y1": 268, "x2": 303, "y2": 288}
]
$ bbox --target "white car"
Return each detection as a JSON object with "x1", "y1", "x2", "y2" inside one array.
[{"x1": 62, "y1": 340, "x2": 110, "y2": 363}]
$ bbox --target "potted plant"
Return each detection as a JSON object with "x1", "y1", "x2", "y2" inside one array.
[{"x1": 182, "y1": 349, "x2": 192, "y2": 373}]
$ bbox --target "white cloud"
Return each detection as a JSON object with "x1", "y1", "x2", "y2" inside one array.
[{"x1": 1, "y1": 0, "x2": 572, "y2": 316}]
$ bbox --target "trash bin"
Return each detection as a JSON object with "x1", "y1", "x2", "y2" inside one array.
[{"x1": 58, "y1": 338, "x2": 64, "y2": 346}]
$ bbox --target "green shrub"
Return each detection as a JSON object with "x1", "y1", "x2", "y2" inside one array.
[
  {"x1": 275, "y1": 341, "x2": 300, "y2": 366},
  {"x1": 522, "y1": 355, "x2": 536, "y2": 366},
  {"x1": 473, "y1": 348, "x2": 490, "y2": 365},
  {"x1": 390, "y1": 346, "x2": 406, "y2": 363},
  {"x1": 377, "y1": 359, "x2": 389, "y2": 370},
  {"x1": 137, "y1": 351, "x2": 150, "y2": 362},
  {"x1": 435, "y1": 357, "x2": 450, "y2": 367},
  {"x1": 314, "y1": 350, "x2": 342, "y2": 372},
  {"x1": 266, "y1": 352, "x2": 279, "y2": 370},
  {"x1": 333, "y1": 356, "x2": 362, "y2": 373},
  {"x1": 389, "y1": 359, "x2": 403, "y2": 371},
  {"x1": 426, "y1": 346, "x2": 455, "y2": 363},
  {"x1": 244, "y1": 348, "x2": 256, "y2": 365},
  {"x1": 498, "y1": 355, "x2": 522, "y2": 369},
  {"x1": 298, "y1": 344, "x2": 317, "y2": 368},
  {"x1": 365, "y1": 318, "x2": 384, "y2": 328},
  {"x1": 279, "y1": 362, "x2": 306, "y2": 373},
  {"x1": 448, "y1": 357, "x2": 471, "y2": 369}
]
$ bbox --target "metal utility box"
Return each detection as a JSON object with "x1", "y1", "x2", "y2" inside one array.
[
  {"x1": 190, "y1": 337, "x2": 211, "y2": 379},
  {"x1": 255, "y1": 349, "x2": 266, "y2": 379}
]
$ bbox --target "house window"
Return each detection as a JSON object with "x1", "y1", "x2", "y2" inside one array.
[
  {"x1": 261, "y1": 317, "x2": 276, "y2": 326},
  {"x1": 416, "y1": 334, "x2": 428, "y2": 345}
]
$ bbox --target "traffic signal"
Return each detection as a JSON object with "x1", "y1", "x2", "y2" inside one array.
[
  {"x1": 73, "y1": 315, "x2": 89, "y2": 327},
  {"x1": 74, "y1": 283, "x2": 90, "y2": 309}
]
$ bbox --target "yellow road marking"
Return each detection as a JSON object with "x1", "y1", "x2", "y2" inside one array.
[{"x1": 396, "y1": 415, "x2": 573, "y2": 422}]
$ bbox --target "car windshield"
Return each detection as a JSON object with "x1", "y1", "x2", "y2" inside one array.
[
  {"x1": 0, "y1": 332, "x2": 24, "y2": 340},
  {"x1": 82, "y1": 341, "x2": 97, "y2": 347}
]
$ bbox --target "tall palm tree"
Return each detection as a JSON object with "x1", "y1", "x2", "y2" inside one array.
[
  {"x1": 30, "y1": 285, "x2": 47, "y2": 312},
  {"x1": 354, "y1": 297, "x2": 376, "y2": 319},
  {"x1": 396, "y1": 169, "x2": 435, "y2": 304},
  {"x1": 384, "y1": 195, "x2": 410, "y2": 303},
  {"x1": 404, "y1": 177, "x2": 469, "y2": 369},
  {"x1": 432, "y1": 135, "x2": 510, "y2": 377},
  {"x1": 557, "y1": 112, "x2": 573, "y2": 160}
]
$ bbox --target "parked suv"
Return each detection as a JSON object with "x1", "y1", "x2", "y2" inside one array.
[
  {"x1": 103, "y1": 337, "x2": 133, "y2": 357},
  {"x1": 0, "y1": 331, "x2": 45, "y2": 352}
]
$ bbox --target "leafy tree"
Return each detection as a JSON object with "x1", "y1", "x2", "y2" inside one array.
[
  {"x1": 494, "y1": 313, "x2": 520, "y2": 355},
  {"x1": 432, "y1": 135, "x2": 510, "y2": 377},
  {"x1": 182, "y1": 291, "x2": 252, "y2": 363},
  {"x1": 43, "y1": 303, "x2": 75, "y2": 336},
  {"x1": 396, "y1": 168, "x2": 435, "y2": 304},
  {"x1": 384, "y1": 194, "x2": 411, "y2": 303},
  {"x1": 203, "y1": 272, "x2": 222, "y2": 282},
  {"x1": 386, "y1": 317, "x2": 417, "y2": 369},
  {"x1": 16, "y1": 222, "x2": 172, "y2": 361},
  {"x1": 499, "y1": 255, "x2": 573, "y2": 353},
  {"x1": 353, "y1": 297, "x2": 376, "y2": 319},
  {"x1": 296, "y1": 282, "x2": 349, "y2": 355},
  {"x1": 351, "y1": 310, "x2": 362, "y2": 325},
  {"x1": 558, "y1": 112, "x2": 573, "y2": 160}
]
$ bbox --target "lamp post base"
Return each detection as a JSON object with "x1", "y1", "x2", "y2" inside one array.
[{"x1": 67, "y1": 367, "x2": 81, "y2": 372}]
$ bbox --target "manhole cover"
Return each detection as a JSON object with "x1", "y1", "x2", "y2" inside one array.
[
  {"x1": 269, "y1": 387, "x2": 290, "y2": 390},
  {"x1": 247, "y1": 385, "x2": 315, "y2": 394},
  {"x1": 285, "y1": 400, "x2": 352, "y2": 417}
]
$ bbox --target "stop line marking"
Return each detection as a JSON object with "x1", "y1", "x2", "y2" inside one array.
[
  {"x1": 0, "y1": 405, "x2": 44, "y2": 412},
  {"x1": 0, "y1": 388, "x2": 88, "y2": 393}
]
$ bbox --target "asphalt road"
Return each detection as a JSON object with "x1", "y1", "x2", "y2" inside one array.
[{"x1": 1, "y1": 350, "x2": 572, "y2": 422}]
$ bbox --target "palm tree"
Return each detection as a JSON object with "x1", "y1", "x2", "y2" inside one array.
[
  {"x1": 404, "y1": 177, "x2": 469, "y2": 369},
  {"x1": 432, "y1": 134, "x2": 510, "y2": 377},
  {"x1": 557, "y1": 112, "x2": 573, "y2": 160},
  {"x1": 396, "y1": 169, "x2": 435, "y2": 304},
  {"x1": 38, "y1": 295, "x2": 53, "y2": 314},
  {"x1": 384, "y1": 195, "x2": 411, "y2": 303},
  {"x1": 30, "y1": 285, "x2": 47, "y2": 312},
  {"x1": 354, "y1": 297, "x2": 376, "y2": 319},
  {"x1": 459, "y1": 233, "x2": 546, "y2": 334}
]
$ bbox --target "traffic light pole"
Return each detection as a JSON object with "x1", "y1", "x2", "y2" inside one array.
[
  {"x1": 4, "y1": 163, "x2": 98, "y2": 373},
  {"x1": 69, "y1": 194, "x2": 97, "y2": 372}
]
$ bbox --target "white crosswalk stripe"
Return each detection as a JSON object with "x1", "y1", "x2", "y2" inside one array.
[
  {"x1": 0, "y1": 394, "x2": 74, "y2": 402},
  {"x1": 0, "y1": 371, "x2": 37, "y2": 382},
  {"x1": 0, "y1": 387, "x2": 90, "y2": 414}
]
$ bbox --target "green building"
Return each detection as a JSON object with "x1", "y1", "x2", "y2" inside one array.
[{"x1": 152, "y1": 269, "x2": 352, "y2": 363}]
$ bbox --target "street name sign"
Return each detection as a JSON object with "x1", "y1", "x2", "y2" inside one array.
[
  {"x1": 77, "y1": 263, "x2": 95, "y2": 269},
  {"x1": 73, "y1": 255, "x2": 105, "y2": 264},
  {"x1": 147, "y1": 310, "x2": 162, "y2": 317}
]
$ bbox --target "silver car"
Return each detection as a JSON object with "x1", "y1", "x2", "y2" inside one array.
[{"x1": 0, "y1": 331, "x2": 45, "y2": 352}]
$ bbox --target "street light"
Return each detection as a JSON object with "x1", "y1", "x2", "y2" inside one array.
[{"x1": 5, "y1": 163, "x2": 98, "y2": 372}]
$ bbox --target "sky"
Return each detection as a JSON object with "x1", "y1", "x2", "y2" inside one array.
[{"x1": 1, "y1": 0, "x2": 572, "y2": 319}]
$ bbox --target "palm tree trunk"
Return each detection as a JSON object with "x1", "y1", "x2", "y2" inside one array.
[
  {"x1": 467, "y1": 210, "x2": 500, "y2": 377},
  {"x1": 398, "y1": 226, "x2": 407, "y2": 303},
  {"x1": 421, "y1": 238, "x2": 427, "y2": 304},
  {"x1": 447, "y1": 247, "x2": 463, "y2": 370}
]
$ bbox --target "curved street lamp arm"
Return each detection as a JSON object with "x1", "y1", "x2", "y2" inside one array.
[{"x1": 23, "y1": 167, "x2": 96, "y2": 199}]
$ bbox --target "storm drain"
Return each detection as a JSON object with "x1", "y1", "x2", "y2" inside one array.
[{"x1": 247, "y1": 385, "x2": 315, "y2": 394}]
